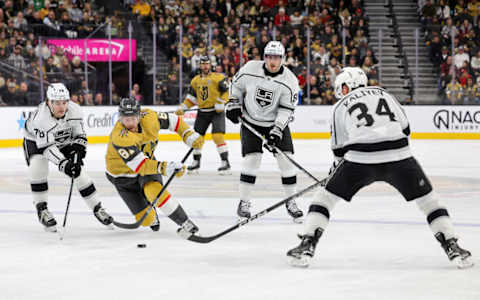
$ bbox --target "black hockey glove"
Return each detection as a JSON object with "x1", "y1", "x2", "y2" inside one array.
[
  {"x1": 59, "y1": 158, "x2": 81, "y2": 178},
  {"x1": 70, "y1": 137, "x2": 87, "y2": 165},
  {"x1": 328, "y1": 157, "x2": 343, "y2": 175},
  {"x1": 225, "y1": 98, "x2": 242, "y2": 124},
  {"x1": 266, "y1": 126, "x2": 283, "y2": 151}
]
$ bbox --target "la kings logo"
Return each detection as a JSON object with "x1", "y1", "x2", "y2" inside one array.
[{"x1": 255, "y1": 87, "x2": 274, "y2": 108}]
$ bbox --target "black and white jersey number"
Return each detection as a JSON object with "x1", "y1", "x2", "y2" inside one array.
[{"x1": 348, "y1": 98, "x2": 396, "y2": 127}]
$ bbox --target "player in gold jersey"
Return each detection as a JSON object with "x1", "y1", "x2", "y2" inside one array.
[
  {"x1": 106, "y1": 98, "x2": 204, "y2": 234},
  {"x1": 176, "y1": 56, "x2": 231, "y2": 175}
]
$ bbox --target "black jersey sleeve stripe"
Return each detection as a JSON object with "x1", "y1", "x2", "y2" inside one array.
[
  {"x1": 334, "y1": 137, "x2": 409, "y2": 155},
  {"x1": 279, "y1": 104, "x2": 294, "y2": 111}
]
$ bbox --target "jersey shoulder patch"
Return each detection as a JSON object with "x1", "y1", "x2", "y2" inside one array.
[{"x1": 111, "y1": 122, "x2": 140, "y2": 147}]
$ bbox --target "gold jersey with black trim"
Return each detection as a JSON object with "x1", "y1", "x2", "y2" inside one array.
[
  {"x1": 106, "y1": 109, "x2": 191, "y2": 177},
  {"x1": 183, "y1": 72, "x2": 229, "y2": 110}
]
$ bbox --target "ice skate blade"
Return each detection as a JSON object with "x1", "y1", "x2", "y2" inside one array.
[
  {"x1": 218, "y1": 169, "x2": 232, "y2": 175},
  {"x1": 237, "y1": 216, "x2": 251, "y2": 222},
  {"x1": 292, "y1": 217, "x2": 303, "y2": 224},
  {"x1": 453, "y1": 256, "x2": 474, "y2": 269},
  {"x1": 187, "y1": 169, "x2": 200, "y2": 175},
  {"x1": 44, "y1": 225, "x2": 57, "y2": 233},
  {"x1": 288, "y1": 255, "x2": 311, "y2": 268}
]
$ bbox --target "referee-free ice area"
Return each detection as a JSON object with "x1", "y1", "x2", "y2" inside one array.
[{"x1": 0, "y1": 139, "x2": 479, "y2": 300}]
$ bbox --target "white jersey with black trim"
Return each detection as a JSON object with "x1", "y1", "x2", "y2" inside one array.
[
  {"x1": 23, "y1": 101, "x2": 86, "y2": 165},
  {"x1": 229, "y1": 60, "x2": 299, "y2": 129},
  {"x1": 331, "y1": 86, "x2": 412, "y2": 164}
]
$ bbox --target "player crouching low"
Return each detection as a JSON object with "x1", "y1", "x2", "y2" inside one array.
[
  {"x1": 23, "y1": 83, "x2": 113, "y2": 232},
  {"x1": 105, "y1": 98, "x2": 204, "y2": 235}
]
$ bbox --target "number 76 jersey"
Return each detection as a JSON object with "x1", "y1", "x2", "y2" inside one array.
[{"x1": 331, "y1": 86, "x2": 412, "y2": 164}]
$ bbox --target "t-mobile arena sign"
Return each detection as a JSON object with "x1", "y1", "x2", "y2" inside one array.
[{"x1": 47, "y1": 39, "x2": 137, "y2": 62}]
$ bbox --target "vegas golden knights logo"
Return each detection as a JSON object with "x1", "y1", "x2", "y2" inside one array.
[{"x1": 199, "y1": 86, "x2": 209, "y2": 101}]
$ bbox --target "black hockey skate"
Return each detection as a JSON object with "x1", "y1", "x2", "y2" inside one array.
[
  {"x1": 286, "y1": 200, "x2": 304, "y2": 223},
  {"x1": 237, "y1": 200, "x2": 251, "y2": 219},
  {"x1": 217, "y1": 160, "x2": 232, "y2": 175},
  {"x1": 150, "y1": 210, "x2": 160, "y2": 232},
  {"x1": 435, "y1": 232, "x2": 474, "y2": 269},
  {"x1": 177, "y1": 219, "x2": 199, "y2": 238},
  {"x1": 187, "y1": 159, "x2": 200, "y2": 174},
  {"x1": 287, "y1": 228, "x2": 323, "y2": 267},
  {"x1": 36, "y1": 202, "x2": 57, "y2": 232},
  {"x1": 93, "y1": 203, "x2": 113, "y2": 226}
]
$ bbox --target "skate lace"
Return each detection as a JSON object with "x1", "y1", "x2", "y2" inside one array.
[
  {"x1": 239, "y1": 200, "x2": 251, "y2": 212},
  {"x1": 95, "y1": 207, "x2": 110, "y2": 220},
  {"x1": 182, "y1": 220, "x2": 197, "y2": 233},
  {"x1": 40, "y1": 209, "x2": 54, "y2": 222},
  {"x1": 286, "y1": 200, "x2": 300, "y2": 212}
]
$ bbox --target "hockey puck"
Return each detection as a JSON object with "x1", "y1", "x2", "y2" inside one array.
[{"x1": 137, "y1": 243, "x2": 146, "y2": 248}]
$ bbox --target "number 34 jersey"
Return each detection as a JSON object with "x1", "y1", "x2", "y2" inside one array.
[{"x1": 331, "y1": 86, "x2": 411, "y2": 164}]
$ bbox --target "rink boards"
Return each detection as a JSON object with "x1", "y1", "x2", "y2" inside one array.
[{"x1": 1, "y1": 105, "x2": 479, "y2": 148}]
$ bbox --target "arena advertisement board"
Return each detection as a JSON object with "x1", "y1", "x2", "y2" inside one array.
[
  {"x1": 1, "y1": 105, "x2": 479, "y2": 148},
  {"x1": 47, "y1": 39, "x2": 137, "y2": 62}
]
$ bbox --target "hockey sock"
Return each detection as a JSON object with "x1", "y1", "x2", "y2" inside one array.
[
  {"x1": 240, "y1": 153, "x2": 262, "y2": 202},
  {"x1": 281, "y1": 176, "x2": 297, "y2": 197},
  {"x1": 303, "y1": 188, "x2": 340, "y2": 236},
  {"x1": 415, "y1": 193, "x2": 456, "y2": 240},
  {"x1": 213, "y1": 133, "x2": 228, "y2": 160},
  {"x1": 276, "y1": 152, "x2": 297, "y2": 197},
  {"x1": 31, "y1": 181, "x2": 48, "y2": 205}
]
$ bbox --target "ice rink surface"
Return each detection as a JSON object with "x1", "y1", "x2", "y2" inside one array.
[{"x1": 1, "y1": 139, "x2": 479, "y2": 300}]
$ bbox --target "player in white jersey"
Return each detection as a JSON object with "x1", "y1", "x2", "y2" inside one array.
[
  {"x1": 225, "y1": 41, "x2": 303, "y2": 222},
  {"x1": 286, "y1": 67, "x2": 473, "y2": 269},
  {"x1": 23, "y1": 83, "x2": 113, "y2": 232}
]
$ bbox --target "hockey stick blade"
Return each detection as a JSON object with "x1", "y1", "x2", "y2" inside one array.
[
  {"x1": 112, "y1": 148, "x2": 194, "y2": 229},
  {"x1": 184, "y1": 179, "x2": 325, "y2": 243}
]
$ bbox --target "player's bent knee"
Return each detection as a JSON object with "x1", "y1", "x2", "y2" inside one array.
[
  {"x1": 312, "y1": 188, "x2": 342, "y2": 211},
  {"x1": 135, "y1": 206, "x2": 156, "y2": 227},
  {"x1": 242, "y1": 153, "x2": 262, "y2": 174},
  {"x1": 415, "y1": 192, "x2": 446, "y2": 214},
  {"x1": 144, "y1": 181, "x2": 171, "y2": 207},
  {"x1": 212, "y1": 133, "x2": 225, "y2": 145},
  {"x1": 276, "y1": 154, "x2": 296, "y2": 178},
  {"x1": 29, "y1": 155, "x2": 49, "y2": 180}
]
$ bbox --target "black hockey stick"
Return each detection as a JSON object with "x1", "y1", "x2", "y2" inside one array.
[
  {"x1": 241, "y1": 120, "x2": 323, "y2": 184},
  {"x1": 59, "y1": 153, "x2": 78, "y2": 240},
  {"x1": 112, "y1": 148, "x2": 194, "y2": 229},
  {"x1": 183, "y1": 179, "x2": 326, "y2": 243}
]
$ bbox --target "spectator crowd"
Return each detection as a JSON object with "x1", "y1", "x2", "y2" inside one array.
[
  {"x1": 421, "y1": 0, "x2": 480, "y2": 104},
  {"x1": 0, "y1": 0, "x2": 377, "y2": 106}
]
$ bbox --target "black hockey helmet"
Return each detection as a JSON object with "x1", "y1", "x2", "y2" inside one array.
[
  {"x1": 118, "y1": 97, "x2": 140, "y2": 116},
  {"x1": 200, "y1": 55, "x2": 210, "y2": 64}
]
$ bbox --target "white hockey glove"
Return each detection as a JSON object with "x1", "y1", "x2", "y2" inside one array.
[
  {"x1": 159, "y1": 161, "x2": 186, "y2": 178},
  {"x1": 215, "y1": 98, "x2": 226, "y2": 113}
]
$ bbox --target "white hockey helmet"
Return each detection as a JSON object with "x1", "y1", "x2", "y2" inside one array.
[
  {"x1": 47, "y1": 83, "x2": 70, "y2": 102},
  {"x1": 344, "y1": 67, "x2": 368, "y2": 88},
  {"x1": 264, "y1": 41, "x2": 285, "y2": 61},
  {"x1": 334, "y1": 68, "x2": 357, "y2": 99}
]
